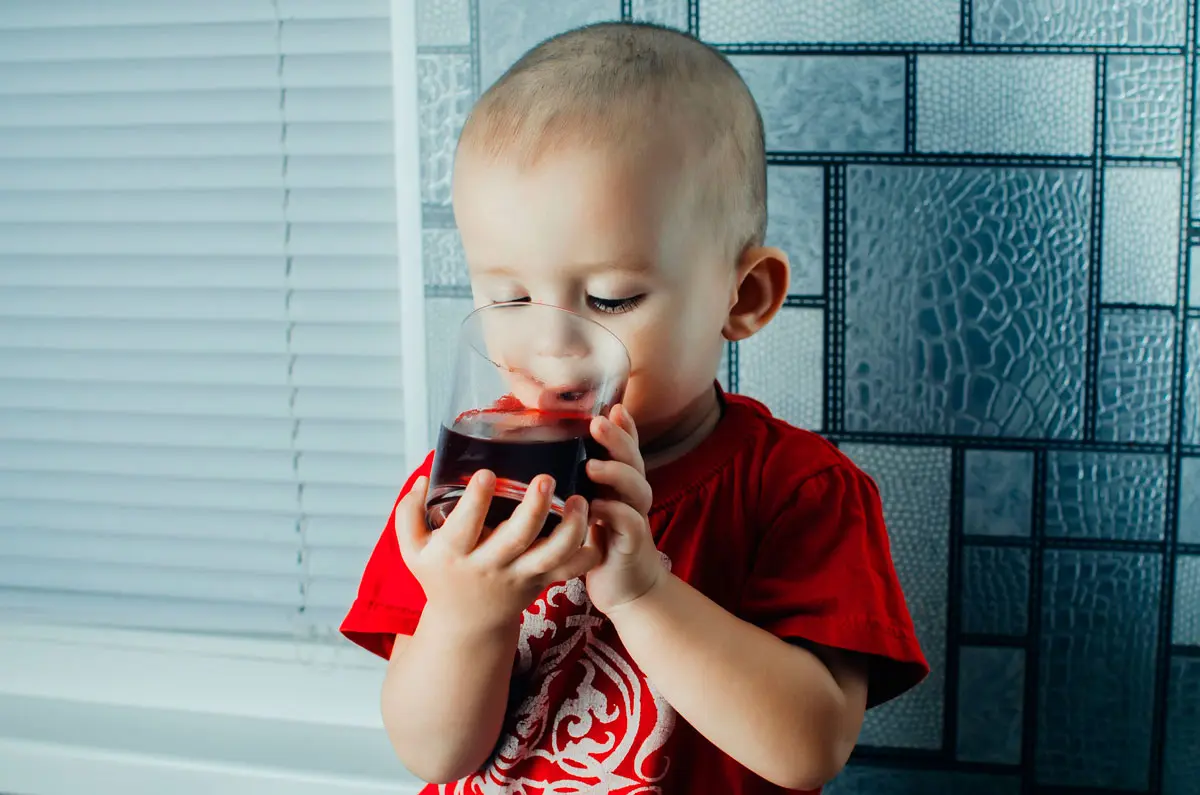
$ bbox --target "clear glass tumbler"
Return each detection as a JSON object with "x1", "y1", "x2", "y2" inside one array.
[{"x1": 425, "y1": 301, "x2": 630, "y2": 534}]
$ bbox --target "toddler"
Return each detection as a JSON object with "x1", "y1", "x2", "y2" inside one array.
[{"x1": 342, "y1": 21, "x2": 928, "y2": 795}]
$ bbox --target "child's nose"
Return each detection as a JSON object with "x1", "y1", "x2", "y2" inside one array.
[{"x1": 535, "y1": 311, "x2": 591, "y2": 360}]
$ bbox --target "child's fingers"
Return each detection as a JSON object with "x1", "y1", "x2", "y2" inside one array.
[
  {"x1": 611, "y1": 404, "x2": 639, "y2": 447},
  {"x1": 475, "y1": 474, "x2": 554, "y2": 566},
  {"x1": 517, "y1": 495, "x2": 591, "y2": 576},
  {"x1": 394, "y1": 477, "x2": 431, "y2": 565},
  {"x1": 589, "y1": 498, "x2": 647, "y2": 555},
  {"x1": 440, "y1": 469, "x2": 495, "y2": 554},
  {"x1": 545, "y1": 541, "x2": 603, "y2": 585},
  {"x1": 585, "y1": 459, "x2": 652, "y2": 515},
  {"x1": 590, "y1": 414, "x2": 643, "y2": 475}
]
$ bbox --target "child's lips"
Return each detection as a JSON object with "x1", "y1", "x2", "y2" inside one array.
[{"x1": 536, "y1": 384, "x2": 596, "y2": 412}]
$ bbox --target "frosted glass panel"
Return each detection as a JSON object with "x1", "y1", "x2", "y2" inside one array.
[
  {"x1": 918, "y1": 56, "x2": 1094, "y2": 156},
  {"x1": 700, "y1": 0, "x2": 959, "y2": 44},
  {"x1": 974, "y1": 0, "x2": 1186, "y2": 45},
  {"x1": 734, "y1": 56, "x2": 905, "y2": 153},
  {"x1": 1102, "y1": 168, "x2": 1181, "y2": 307},
  {"x1": 735, "y1": 308, "x2": 823, "y2": 430}
]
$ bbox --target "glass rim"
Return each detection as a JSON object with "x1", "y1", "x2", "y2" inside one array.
[{"x1": 461, "y1": 300, "x2": 632, "y2": 375}]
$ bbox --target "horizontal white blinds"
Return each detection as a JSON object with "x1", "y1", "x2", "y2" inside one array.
[{"x1": 0, "y1": 0, "x2": 410, "y2": 640}]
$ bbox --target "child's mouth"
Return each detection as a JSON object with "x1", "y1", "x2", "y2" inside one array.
[
  {"x1": 539, "y1": 384, "x2": 595, "y2": 411},
  {"x1": 499, "y1": 360, "x2": 600, "y2": 412}
]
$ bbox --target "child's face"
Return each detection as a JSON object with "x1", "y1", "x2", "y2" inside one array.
[{"x1": 452, "y1": 144, "x2": 735, "y2": 444}]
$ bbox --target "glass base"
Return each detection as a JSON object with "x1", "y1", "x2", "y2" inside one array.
[{"x1": 425, "y1": 477, "x2": 567, "y2": 530}]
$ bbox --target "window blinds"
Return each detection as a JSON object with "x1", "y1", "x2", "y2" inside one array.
[{"x1": 0, "y1": 0, "x2": 412, "y2": 641}]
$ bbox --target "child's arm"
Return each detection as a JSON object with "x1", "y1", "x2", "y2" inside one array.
[
  {"x1": 585, "y1": 407, "x2": 868, "y2": 790},
  {"x1": 379, "y1": 471, "x2": 600, "y2": 783},
  {"x1": 607, "y1": 571, "x2": 868, "y2": 791},
  {"x1": 381, "y1": 611, "x2": 519, "y2": 782}
]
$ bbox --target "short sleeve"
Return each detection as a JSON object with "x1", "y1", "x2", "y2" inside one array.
[
  {"x1": 738, "y1": 463, "x2": 930, "y2": 707},
  {"x1": 339, "y1": 451, "x2": 435, "y2": 660}
]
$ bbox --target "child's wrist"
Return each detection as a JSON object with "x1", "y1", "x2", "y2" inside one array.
[
  {"x1": 602, "y1": 565, "x2": 668, "y2": 623},
  {"x1": 420, "y1": 596, "x2": 522, "y2": 642}
]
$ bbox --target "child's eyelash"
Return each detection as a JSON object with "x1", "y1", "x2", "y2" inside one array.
[
  {"x1": 587, "y1": 295, "x2": 645, "y2": 315},
  {"x1": 489, "y1": 295, "x2": 645, "y2": 315}
]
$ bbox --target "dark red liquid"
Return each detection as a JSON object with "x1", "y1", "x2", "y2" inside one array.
[{"x1": 426, "y1": 410, "x2": 602, "y2": 535}]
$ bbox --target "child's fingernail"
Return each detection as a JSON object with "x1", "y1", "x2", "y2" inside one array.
[
  {"x1": 475, "y1": 470, "x2": 494, "y2": 487},
  {"x1": 538, "y1": 477, "x2": 553, "y2": 494}
]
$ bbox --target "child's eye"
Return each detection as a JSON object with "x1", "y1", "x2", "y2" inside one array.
[
  {"x1": 587, "y1": 295, "x2": 645, "y2": 315},
  {"x1": 490, "y1": 296, "x2": 531, "y2": 305}
]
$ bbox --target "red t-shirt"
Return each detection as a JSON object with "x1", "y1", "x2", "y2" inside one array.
[{"x1": 342, "y1": 392, "x2": 928, "y2": 794}]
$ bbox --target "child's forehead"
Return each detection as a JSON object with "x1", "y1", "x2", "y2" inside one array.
[
  {"x1": 453, "y1": 146, "x2": 700, "y2": 274},
  {"x1": 454, "y1": 139, "x2": 694, "y2": 223},
  {"x1": 458, "y1": 142, "x2": 681, "y2": 218}
]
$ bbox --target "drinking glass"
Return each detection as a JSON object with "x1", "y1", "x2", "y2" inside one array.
[{"x1": 425, "y1": 301, "x2": 630, "y2": 534}]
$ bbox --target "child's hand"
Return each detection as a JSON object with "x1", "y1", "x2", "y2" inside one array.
[
  {"x1": 395, "y1": 471, "x2": 601, "y2": 633},
  {"x1": 583, "y1": 405, "x2": 664, "y2": 615}
]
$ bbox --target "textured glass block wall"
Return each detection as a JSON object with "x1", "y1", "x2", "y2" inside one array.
[{"x1": 414, "y1": 1, "x2": 1200, "y2": 792}]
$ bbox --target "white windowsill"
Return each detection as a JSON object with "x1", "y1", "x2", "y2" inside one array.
[{"x1": 0, "y1": 622, "x2": 425, "y2": 795}]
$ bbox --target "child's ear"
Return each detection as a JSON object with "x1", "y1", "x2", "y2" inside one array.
[{"x1": 723, "y1": 245, "x2": 790, "y2": 342}]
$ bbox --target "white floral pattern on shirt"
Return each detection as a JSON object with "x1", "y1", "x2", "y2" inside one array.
[{"x1": 438, "y1": 555, "x2": 676, "y2": 795}]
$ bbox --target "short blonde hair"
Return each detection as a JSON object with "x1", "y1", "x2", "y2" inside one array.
[{"x1": 458, "y1": 22, "x2": 767, "y2": 260}]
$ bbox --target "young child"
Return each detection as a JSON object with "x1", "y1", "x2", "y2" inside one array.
[{"x1": 342, "y1": 21, "x2": 928, "y2": 794}]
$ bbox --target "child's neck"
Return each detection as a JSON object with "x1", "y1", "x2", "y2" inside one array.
[{"x1": 641, "y1": 386, "x2": 724, "y2": 471}]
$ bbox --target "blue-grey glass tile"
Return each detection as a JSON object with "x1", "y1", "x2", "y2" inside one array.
[
  {"x1": 1175, "y1": 556, "x2": 1200, "y2": 647},
  {"x1": 963, "y1": 450, "x2": 1033, "y2": 537},
  {"x1": 423, "y1": 228, "x2": 469, "y2": 287},
  {"x1": 1097, "y1": 311, "x2": 1176, "y2": 444},
  {"x1": 917, "y1": 55, "x2": 1094, "y2": 156},
  {"x1": 1180, "y1": 458, "x2": 1200, "y2": 545},
  {"x1": 1106, "y1": 56, "x2": 1186, "y2": 158},
  {"x1": 963, "y1": 546, "x2": 1030, "y2": 636},
  {"x1": 732, "y1": 56, "x2": 905, "y2": 153},
  {"x1": 1191, "y1": 246, "x2": 1200, "y2": 306},
  {"x1": 699, "y1": 0, "x2": 960, "y2": 43},
  {"x1": 478, "y1": 0, "x2": 620, "y2": 89},
  {"x1": 416, "y1": 0, "x2": 471, "y2": 47},
  {"x1": 1195, "y1": 61, "x2": 1200, "y2": 219},
  {"x1": 974, "y1": 0, "x2": 1186, "y2": 45},
  {"x1": 1044, "y1": 451, "x2": 1168, "y2": 542},
  {"x1": 1164, "y1": 656, "x2": 1200, "y2": 795},
  {"x1": 1037, "y1": 550, "x2": 1162, "y2": 789},
  {"x1": 629, "y1": 0, "x2": 687, "y2": 30},
  {"x1": 1186, "y1": 320, "x2": 1200, "y2": 444},
  {"x1": 840, "y1": 444, "x2": 950, "y2": 749},
  {"x1": 844, "y1": 166, "x2": 1091, "y2": 439},
  {"x1": 422, "y1": 203, "x2": 456, "y2": 229},
  {"x1": 767, "y1": 166, "x2": 823, "y2": 295},
  {"x1": 1102, "y1": 168, "x2": 1181, "y2": 307},
  {"x1": 736, "y1": 308, "x2": 823, "y2": 431},
  {"x1": 825, "y1": 766, "x2": 1020, "y2": 795},
  {"x1": 418, "y1": 54, "x2": 473, "y2": 208},
  {"x1": 957, "y1": 646, "x2": 1025, "y2": 764},
  {"x1": 425, "y1": 295, "x2": 475, "y2": 440}
]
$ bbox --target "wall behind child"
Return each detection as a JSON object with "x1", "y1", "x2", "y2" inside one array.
[{"x1": 413, "y1": 1, "x2": 1199, "y2": 793}]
